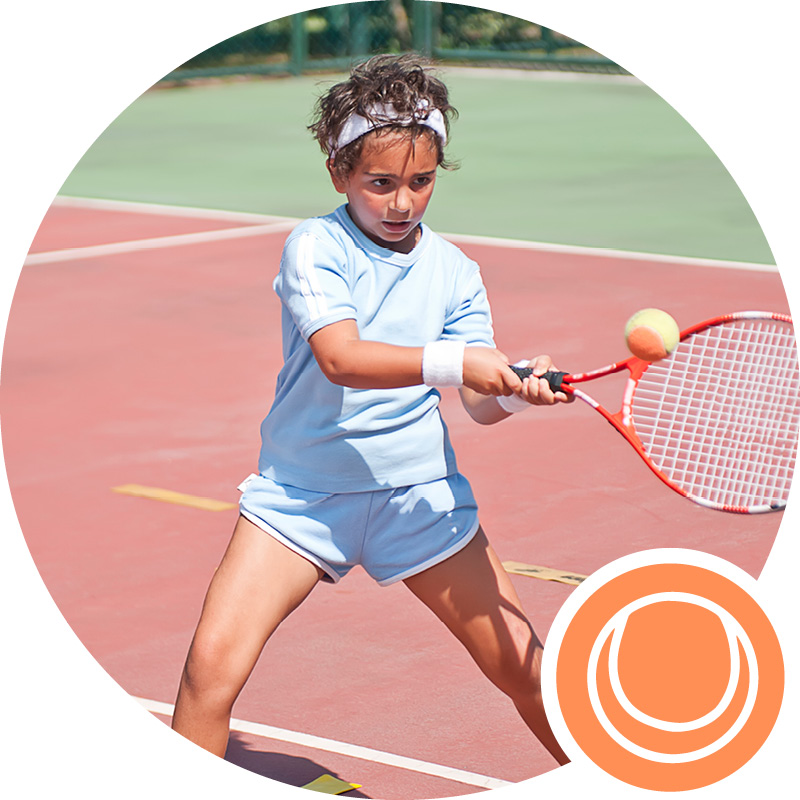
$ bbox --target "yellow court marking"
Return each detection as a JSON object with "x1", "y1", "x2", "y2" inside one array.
[
  {"x1": 111, "y1": 484, "x2": 238, "y2": 511},
  {"x1": 503, "y1": 561, "x2": 587, "y2": 586},
  {"x1": 301, "y1": 774, "x2": 362, "y2": 794}
]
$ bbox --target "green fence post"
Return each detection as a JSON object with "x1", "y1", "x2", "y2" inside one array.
[
  {"x1": 290, "y1": 12, "x2": 308, "y2": 74},
  {"x1": 541, "y1": 26, "x2": 556, "y2": 55},
  {"x1": 412, "y1": 0, "x2": 434, "y2": 56},
  {"x1": 327, "y1": 4, "x2": 348, "y2": 57},
  {"x1": 349, "y1": 2, "x2": 370, "y2": 57}
]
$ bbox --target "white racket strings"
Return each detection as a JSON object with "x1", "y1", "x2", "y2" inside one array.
[{"x1": 631, "y1": 318, "x2": 799, "y2": 511}]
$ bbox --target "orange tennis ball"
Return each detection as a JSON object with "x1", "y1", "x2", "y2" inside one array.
[{"x1": 625, "y1": 308, "x2": 680, "y2": 361}]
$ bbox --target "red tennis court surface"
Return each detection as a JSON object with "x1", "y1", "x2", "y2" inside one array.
[{"x1": 1, "y1": 198, "x2": 791, "y2": 798}]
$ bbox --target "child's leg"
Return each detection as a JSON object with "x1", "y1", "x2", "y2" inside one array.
[
  {"x1": 403, "y1": 527, "x2": 569, "y2": 766},
  {"x1": 172, "y1": 515, "x2": 323, "y2": 757}
]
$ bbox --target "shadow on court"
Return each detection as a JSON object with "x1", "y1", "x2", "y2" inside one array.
[{"x1": 226, "y1": 733, "x2": 369, "y2": 796}]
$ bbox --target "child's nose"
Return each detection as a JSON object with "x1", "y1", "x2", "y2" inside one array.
[{"x1": 390, "y1": 186, "x2": 412, "y2": 215}]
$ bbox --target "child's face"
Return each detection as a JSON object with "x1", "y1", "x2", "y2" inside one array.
[{"x1": 329, "y1": 131, "x2": 438, "y2": 253}]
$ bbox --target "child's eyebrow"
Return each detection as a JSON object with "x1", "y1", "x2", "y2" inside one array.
[{"x1": 364, "y1": 169, "x2": 437, "y2": 178}]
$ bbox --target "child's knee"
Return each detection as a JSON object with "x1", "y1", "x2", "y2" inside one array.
[{"x1": 182, "y1": 632, "x2": 245, "y2": 705}]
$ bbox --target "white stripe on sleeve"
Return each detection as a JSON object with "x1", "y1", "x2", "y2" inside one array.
[{"x1": 295, "y1": 233, "x2": 329, "y2": 320}]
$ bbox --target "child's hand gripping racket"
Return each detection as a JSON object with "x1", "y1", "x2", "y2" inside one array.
[{"x1": 511, "y1": 311, "x2": 798, "y2": 514}]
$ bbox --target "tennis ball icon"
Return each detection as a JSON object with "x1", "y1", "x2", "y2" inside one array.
[
  {"x1": 625, "y1": 308, "x2": 680, "y2": 361},
  {"x1": 544, "y1": 556, "x2": 785, "y2": 792}
]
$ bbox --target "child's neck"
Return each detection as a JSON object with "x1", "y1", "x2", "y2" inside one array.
[{"x1": 392, "y1": 224, "x2": 422, "y2": 254}]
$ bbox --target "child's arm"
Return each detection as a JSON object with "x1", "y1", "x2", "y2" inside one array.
[
  {"x1": 459, "y1": 355, "x2": 569, "y2": 425},
  {"x1": 309, "y1": 319, "x2": 522, "y2": 396}
]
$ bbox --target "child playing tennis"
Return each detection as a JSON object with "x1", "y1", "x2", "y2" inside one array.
[{"x1": 172, "y1": 54, "x2": 570, "y2": 769}]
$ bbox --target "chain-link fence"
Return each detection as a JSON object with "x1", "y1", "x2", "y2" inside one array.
[{"x1": 163, "y1": 1, "x2": 621, "y2": 82}]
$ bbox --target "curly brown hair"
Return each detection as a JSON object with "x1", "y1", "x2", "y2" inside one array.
[{"x1": 308, "y1": 53, "x2": 458, "y2": 176}]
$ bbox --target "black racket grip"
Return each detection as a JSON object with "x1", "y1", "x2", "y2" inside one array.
[{"x1": 509, "y1": 365, "x2": 568, "y2": 393}]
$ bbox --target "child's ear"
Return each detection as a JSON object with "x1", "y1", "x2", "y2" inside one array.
[{"x1": 326, "y1": 158, "x2": 348, "y2": 194}]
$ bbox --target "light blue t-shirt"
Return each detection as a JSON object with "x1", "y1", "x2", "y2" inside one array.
[{"x1": 259, "y1": 205, "x2": 496, "y2": 492}]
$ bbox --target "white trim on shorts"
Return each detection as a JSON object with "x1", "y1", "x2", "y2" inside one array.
[
  {"x1": 239, "y1": 508, "x2": 343, "y2": 584},
  {"x1": 237, "y1": 471, "x2": 481, "y2": 586},
  {"x1": 375, "y1": 516, "x2": 481, "y2": 586}
]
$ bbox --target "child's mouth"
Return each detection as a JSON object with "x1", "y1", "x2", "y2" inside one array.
[{"x1": 382, "y1": 220, "x2": 412, "y2": 234}]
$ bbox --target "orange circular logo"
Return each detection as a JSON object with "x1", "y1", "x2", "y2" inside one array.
[{"x1": 542, "y1": 552, "x2": 784, "y2": 791}]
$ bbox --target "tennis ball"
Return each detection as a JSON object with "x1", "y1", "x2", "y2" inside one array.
[{"x1": 625, "y1": 308, "x2": 680, "y2": 361}]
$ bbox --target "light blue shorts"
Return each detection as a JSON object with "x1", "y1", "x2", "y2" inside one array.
[{"x1": 238, "y1": 472, "x2": 480, "y2": 586}]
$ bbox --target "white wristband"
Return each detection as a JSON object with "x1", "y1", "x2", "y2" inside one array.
[
  {"x1": 497, "y1": 392, "x2": 531, "y2": 413},
  {"x1": 422, "y1": 340, "x2": 466, "y2": 387},
  {"x1": 497, "y1": 358, "x2": 533, "y2": 413}
]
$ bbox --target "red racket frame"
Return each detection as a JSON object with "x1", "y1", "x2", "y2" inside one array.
[{"x1": 512, "y1": 311, "x2": 796, "y2": 513}]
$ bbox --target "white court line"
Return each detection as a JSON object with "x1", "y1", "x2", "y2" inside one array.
[
  {"x1": 50, "y1": 195, "x2": 779, "y2": 273},
  {"x1": 52, "y1": 194, "x2": 295, "y2": 225},
  {"x1": 442, "y1": 232, "x2": 779, "y2": 273},
  {"x1": 136, "y1": 696, "x2": 512, "y2": 790},
  {"x1": 24, "y1": 221, "x2": 297, "y2": 266}
]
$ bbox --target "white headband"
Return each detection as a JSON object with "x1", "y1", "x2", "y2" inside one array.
[{"x1": 330, "y1": 99, "x2": 447, "y2": 158}]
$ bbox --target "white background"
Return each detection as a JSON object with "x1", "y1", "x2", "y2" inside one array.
[{"x1": 1, "y1": 1, "x2": 797, "y2": 797}]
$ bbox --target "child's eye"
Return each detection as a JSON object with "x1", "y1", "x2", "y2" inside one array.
[
  {"x1": 372, "y1": 178, "x2": 390, "y2": 187},
  {"x1": 414, "y1": 176, "x2": 432, "y2": 186}
]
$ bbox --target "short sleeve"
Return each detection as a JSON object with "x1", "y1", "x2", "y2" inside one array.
[
  {"x1": 442, "y1": 268, "x2": 496, "y2": 348},
  {"x1": 274, "y1": 231, "x2": 359, "y2": 340}
]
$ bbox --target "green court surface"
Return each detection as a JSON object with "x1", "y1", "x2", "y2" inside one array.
[{"x1": 61, "y1": 68, "x2": 773, "y2": 264}]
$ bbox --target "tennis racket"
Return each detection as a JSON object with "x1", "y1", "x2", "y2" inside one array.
[{"x1": 510, "y1": 311, "x2": 798, "y2": 514}]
